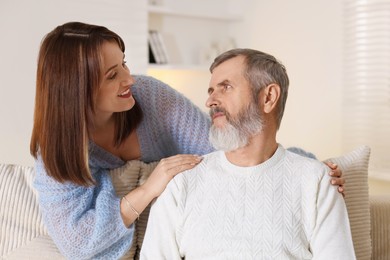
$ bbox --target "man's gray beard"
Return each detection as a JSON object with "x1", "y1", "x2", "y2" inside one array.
[{"x1": 208, "y1": 101, "x2": 264, "y2": 152}]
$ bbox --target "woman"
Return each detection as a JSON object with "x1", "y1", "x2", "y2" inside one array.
[{"x1": 30, "y1": 22, "x2": 344, "y2": 259}]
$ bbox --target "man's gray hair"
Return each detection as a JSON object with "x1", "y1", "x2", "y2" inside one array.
[{"x1": 210, "y1": 48, "x2": 289, "y2": 129}]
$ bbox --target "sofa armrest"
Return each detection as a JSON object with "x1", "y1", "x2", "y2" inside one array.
[{"x1": 370, "y1": 195, "x2": 390, "y2": 260}]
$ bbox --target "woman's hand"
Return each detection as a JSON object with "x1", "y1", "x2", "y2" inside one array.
[
  {"x1": 142, "y1": 154, "x2": 203, "y2": 198},
  {"x1": 121, "y1": 154, "x2": 202, "y2": 226},
  {"x1": 324, "y1": 161, "x2": 345, "y2": 195}
]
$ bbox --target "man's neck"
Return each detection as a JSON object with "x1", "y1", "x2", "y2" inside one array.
[{"x1": 225, "y1": 133, "x2": 278, "y2": 167}]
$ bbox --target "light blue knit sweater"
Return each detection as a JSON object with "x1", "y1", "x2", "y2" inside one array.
[{"x1": 33, "y1": 75, "x2": 214, "y2": 259}]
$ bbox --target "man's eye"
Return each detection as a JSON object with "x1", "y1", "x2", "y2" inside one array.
[{"x1": 224, "y1": 85, "x2": 232, "y2": 90}]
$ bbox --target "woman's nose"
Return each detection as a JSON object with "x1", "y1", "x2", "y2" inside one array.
[{"x1": 122, "y1": 72, "x2": 135, "y2": 86}]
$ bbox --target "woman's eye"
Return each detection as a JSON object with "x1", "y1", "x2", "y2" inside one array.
[{"x1": 108, "y1": 73, "x2": 117, "y2": 80}]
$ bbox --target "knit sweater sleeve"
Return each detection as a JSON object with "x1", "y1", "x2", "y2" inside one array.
[
  {"x1": 133, "y1": 75, "x2": 214, "y2": 162},
  {"x1": 139, "y1": 175, "x2": 184, "y2": 260},
  {"x1": 309, "y1": 166, "x2": 356, "y2": 259},
  {"x1": 33, "y1": 156, "x2": 134, "y2": 259}
]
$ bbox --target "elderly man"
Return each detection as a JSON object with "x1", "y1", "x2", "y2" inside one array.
[{"x1": 140, "y1": 49, "x2": 355, "y2": 259}]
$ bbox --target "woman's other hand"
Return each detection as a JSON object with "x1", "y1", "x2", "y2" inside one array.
[{"x1": 324, "y1": 161, "x2": 345, "y2": 196}]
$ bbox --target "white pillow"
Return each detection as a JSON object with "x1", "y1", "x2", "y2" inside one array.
[
  {"x1": 0, "y1": 160, "x2": 157, "y2": 260},
  {"x1": 325, "y1": 145, "x2": 371, "y2": 260},
  {"x1": 109, "y1": 160, "x2": 158, "y2": 260},
  {"x1": 0, "y1": 164, "x2": 64, "y2": 259}
]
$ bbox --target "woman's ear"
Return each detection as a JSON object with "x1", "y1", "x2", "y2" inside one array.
[{"x1": 262, "y1": 83, "x2": 281, "y2": 114}]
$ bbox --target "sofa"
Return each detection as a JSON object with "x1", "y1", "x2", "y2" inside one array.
[{"x1": 1, "y1": 145, "x2": 389, "y2": 260}]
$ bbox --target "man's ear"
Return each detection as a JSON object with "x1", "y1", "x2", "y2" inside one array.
[{"x1": 262, "y1": 83, "x2": 281, "y2": 114}]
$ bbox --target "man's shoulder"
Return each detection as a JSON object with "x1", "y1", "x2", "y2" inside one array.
[
  {"x1": 285, "y1": 149, "x2": 321, "y2": 165},
  {"x1": 173, "y1": 151, "x2": 221, "y2": 181},
  {"x1": 284, "y1": 150, "x2": 328, "y2": 179}
]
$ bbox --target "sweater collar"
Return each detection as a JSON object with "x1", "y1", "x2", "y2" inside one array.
[{"x1": 217, "y1": 144, "x2": 286, "y2": 175}]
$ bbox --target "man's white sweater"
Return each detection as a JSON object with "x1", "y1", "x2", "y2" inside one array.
[{"x1": 140, "y1": 145, "x2": 356, "y2": 260}]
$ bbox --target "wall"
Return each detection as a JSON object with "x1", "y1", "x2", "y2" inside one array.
[
  {"x1": 368, "y1": 178, "x2": 390, "y2": 196},
  {"x1": 0, "y1": 0, "x2": 147, "y2": 167}
]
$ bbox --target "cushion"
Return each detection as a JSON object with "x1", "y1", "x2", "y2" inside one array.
[
  {"x1": 0, "y1": 164, "x2": 64, "y2": 259},
  {"x1": 325, "y1": 145, "x2": 371, "y2": 260},
  {"x1": 109, "y1": 160, "x2": 158, "y2": 259},
  {"x1": 0, "y1": 161, "x2": 157, "y2": 260}
]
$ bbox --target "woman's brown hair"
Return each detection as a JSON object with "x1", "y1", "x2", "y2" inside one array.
[{"x1": 30, "y1": 22, "x2": 142, "y2": 186}]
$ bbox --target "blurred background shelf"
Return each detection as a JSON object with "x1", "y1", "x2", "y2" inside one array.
[{"x1": 147, "y1": 0, "x2": 242, "y2": 68}]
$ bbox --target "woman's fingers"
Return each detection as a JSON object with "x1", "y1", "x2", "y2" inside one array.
[
  {"x1": 324, "y1": 161, "x2": 338, "y2": 171},
  {"x1": 324, "y1": 161, "x2": 346, "y2": 195},
  {"x1": 160, "y1": 154, "x2": 202, "y2": 165},
  {"x1": 331, "y1": 177, "x2": 345, "y2": 186},
  {"x1": 169, "y1": 161, "x2": 199, "y2": 176},
  {"x1": 158, "y1": 154, "x2": 202, "y2": 174},
  {"x1": 325, "y1": 161, "x2": 343, "y2": 177}
]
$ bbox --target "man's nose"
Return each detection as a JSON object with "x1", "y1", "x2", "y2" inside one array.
[{"x1": 205, "y1": 93, "x2": 220, "y2": 108}]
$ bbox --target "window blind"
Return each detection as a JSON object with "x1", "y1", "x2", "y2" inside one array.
[{"x1": 343, "y1": 0, "x2": 390, "y2": 180}]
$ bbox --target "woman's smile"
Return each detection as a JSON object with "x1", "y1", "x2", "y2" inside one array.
[{"x1": 118, "y1": 87, "x2": 132, "y2": 98}]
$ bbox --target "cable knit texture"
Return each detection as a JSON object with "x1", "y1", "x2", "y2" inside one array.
[
  {"x1": 33, "y1": 75, "x2": 214, "y2": 259},
  {"x1": 140, "y1": 145, "x2": 356, "y2": 260}
]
